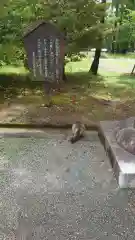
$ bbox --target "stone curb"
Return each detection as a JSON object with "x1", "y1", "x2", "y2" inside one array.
[{"x1": 0, "y1": 122, "x2": 99, "y2": 131}]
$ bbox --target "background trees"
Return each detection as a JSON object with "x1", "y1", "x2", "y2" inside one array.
[
  {"x1": 105, "y1": 0, "x2": 135, "y2": 54},
  {"x1": 0, "y1": 0, "x2": 135, "y2": 74},
  {"x1": 0, "y1": 0, "x2": 102, "y2": 64}
]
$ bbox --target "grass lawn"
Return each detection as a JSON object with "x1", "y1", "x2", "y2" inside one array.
[
  {"x1": 66, "y1": 57, "x2": 135, "y2": 100},
  {"x1": 1, "y1": 57, "x2": 135, "y2": 122}
]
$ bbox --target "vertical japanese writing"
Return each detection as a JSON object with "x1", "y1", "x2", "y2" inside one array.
[
  {"x1": 32, "y1": 52, "x2": 36, "y2": 77},
  {"x1": 44, "y1": 39, "x2": 48, "y2": 78},
  {"x1": 55, "y1": 38, "x2": 60, "y2": 79},
  {"x1": 37, "y1": 38, "x2": 42, "y2": 75},
  {"x1": 49, "y1": 37, "x2": 54, "y2": 81}
]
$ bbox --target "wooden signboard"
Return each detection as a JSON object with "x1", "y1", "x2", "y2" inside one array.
[{"x1": 23, "y1": 20, "x2": 65, "y2": 83}]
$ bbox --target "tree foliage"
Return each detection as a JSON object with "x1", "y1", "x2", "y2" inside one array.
[
  {"x1": 0, "y1": 0, "x2": 104, "y2": 65},
  {"x1": 0, "y1": 0, "x2": 135, "y2": 71},
  {"x1": 105, "y1": 0, "x2": 135, "y2": 53}
]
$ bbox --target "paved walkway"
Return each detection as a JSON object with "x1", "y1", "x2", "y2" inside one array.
[
  {"x1": 0, "y1": 129, "x2": 135, "y2": 239},
  {"x1": 99, "y1": 58, "x2": 135, "y2": 73}
]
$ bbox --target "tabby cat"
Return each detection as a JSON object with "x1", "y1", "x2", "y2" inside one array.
[{"x1": 69, "y1": 121, "x2": 85, "y2": 143}]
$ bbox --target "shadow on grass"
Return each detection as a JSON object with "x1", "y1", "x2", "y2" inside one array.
[
  {"x1": 66, "y1": 71, "x2": 104, "y2": 87},
  {"x1": 2, "y1": 67, "x2": 135, "y2": 122},
  {"x1": 65, "y1": 71, "x2": 119, "y2": 102},
  {"x1": 117, "y1": 73, "x2": 135, "y2": 88},
  {"x1": 0, "y1": 74, "x2": 45, "y2": 88},
  {"x1": 1, "y1": 67, "x2": 135, "y2": 104},
  {"x1": 0, "y1": 69, "x2": 105, "y2": 97},
  {"x1": 0, "y1": 71, "x2": 45, "y2": 100},
  {"x1": 100, "y1": 73, "x2": 135, "y2": 100}
]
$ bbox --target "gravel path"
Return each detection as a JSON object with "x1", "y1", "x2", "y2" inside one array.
[
  {"x1": 99, "y1": 58, "x2": 135, "y2": 73},
  {"x1": 0, "y1": 130, "x2": 135, "y2": 239}
]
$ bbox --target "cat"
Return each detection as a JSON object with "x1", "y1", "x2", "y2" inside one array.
[
  {"x1": 115, "y1": 127, "x2": 135, "y2": 155},
  {"x1": 69, "y1": 121, "x2": 86, "y2": 143}
]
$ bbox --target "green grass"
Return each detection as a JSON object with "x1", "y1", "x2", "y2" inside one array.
[
  {"x1": 0, "y1": 65, "x2": 28, "y2": 75},
  {"x1": 66, "y1": 57, "x2": 90, "y2": 73},
  {"x1": 1, "y1": 57, "x2": 135, "y2": 121},
  {"x1": 65, "y1": 57, "x2": 135, "y2": 101},
  {"x1": 0, "y1": 57, "x2": 134, "y2": 103}
]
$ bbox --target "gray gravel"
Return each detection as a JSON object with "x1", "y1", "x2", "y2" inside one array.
[{"x1": 0, "y1": 130, "x2": 135, "y2": 239}]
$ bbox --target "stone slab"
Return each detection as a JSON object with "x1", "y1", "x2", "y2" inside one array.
[
  {"x1": 1, "y1": 130, "x2": 135, "y2": 239},
  {"x1": 99, "y1": 117, "x2": 135, "y2": 188}
]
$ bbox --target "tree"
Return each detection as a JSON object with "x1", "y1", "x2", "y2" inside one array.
[
  {"x1": 0, "y1": 0, "x2": 103, "y2": 64},
  {"x1": 90, "y1": 0, "x2": 106, "y2": 75},
  {"x1": 105, "y1": 0, "x2": 135, "y2": 54},
  {"x1": 44, "y1": 0, "x2": 103, "y2": 56},
  {"x1": 0, "y1": 0, "x2": 107, "y2": 72}
]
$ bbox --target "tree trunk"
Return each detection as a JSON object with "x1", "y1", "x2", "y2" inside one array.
[
  {"x1": 111, "y1": 2, "x2": 119, "y2": 53},
  {"x1": 89, "y1": 49, "x2": 101, "y2": 75},
  {"x1": 62, "y1": 65, "x2": 67, "y2": 82},
  {"x1": 62, "y1": 27, "x2": 67, "y2": 82},
  {"x1": 111, "y1": 40, "x2": 115, "y2": 53},
  {"x1": 24, "y1": 57, "x2": 29, "y2": 69},
  {"x1": 89, "y1": 0, "x2": 106, "y2": 75}
]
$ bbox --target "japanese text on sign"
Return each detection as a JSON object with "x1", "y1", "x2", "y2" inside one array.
[
  {"x1": 32, "y1": 51, "x2": 36, "y2": 77},
  {"x1": 44, "y1": 39, "x2": 48, "y2": 78},
  {"x1": 49, "y1": 37, "x2": 54, "y2": 80},
  {"x1": 37, "y1": 38, "x2": 42, "y2": 75},
  {"x1": 55, "y1": 38, "x2": 60, "y2": 79},
  {"x1": 31, "y1": 36, "x2": 62, "y2": 81}
]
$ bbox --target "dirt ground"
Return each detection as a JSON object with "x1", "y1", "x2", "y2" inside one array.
[{"x1": 0, "y1": 99, "x2": 135, "y2": 127}]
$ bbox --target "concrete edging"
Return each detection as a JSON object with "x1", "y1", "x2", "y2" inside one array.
[{"x1": 0, "y1": 122, "x2": 99, "y2": 131}]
